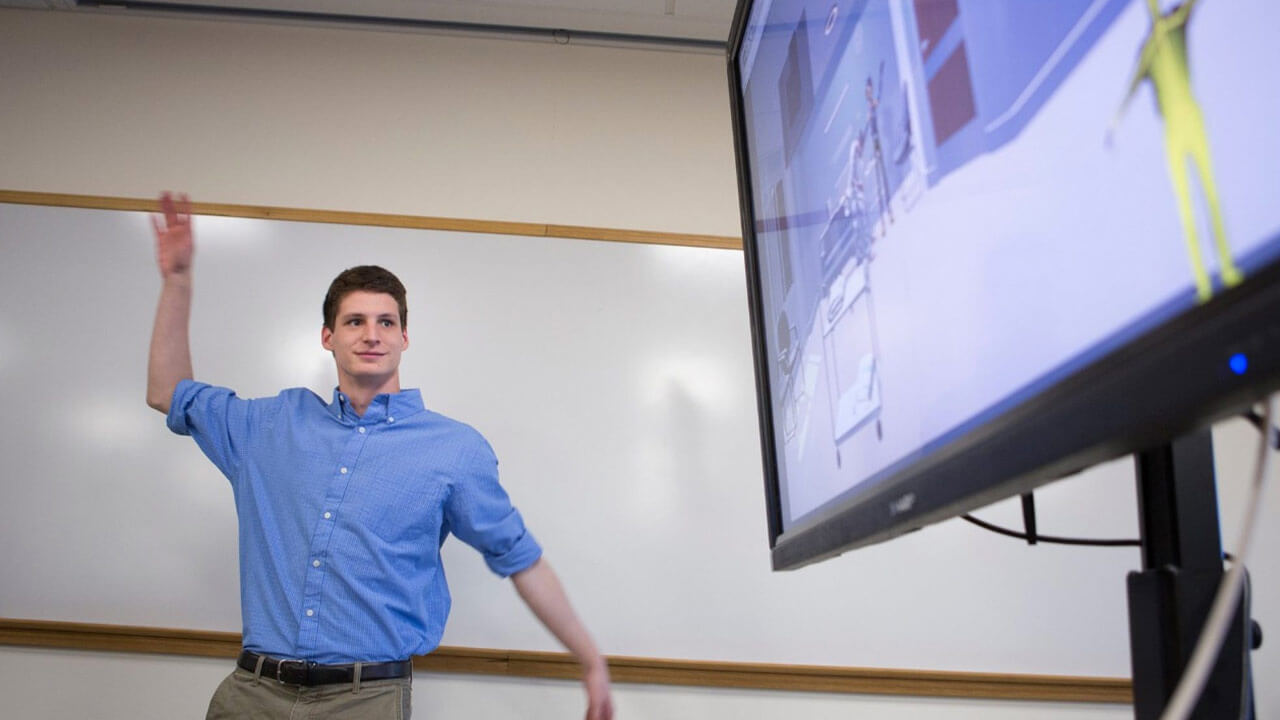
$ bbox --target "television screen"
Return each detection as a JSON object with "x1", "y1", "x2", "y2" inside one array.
[{"x1": 728, "y1": 0, "x2": 1280, "y2": 568}]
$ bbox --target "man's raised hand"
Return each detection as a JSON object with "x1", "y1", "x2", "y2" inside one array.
[{"x1": 152, "y1": 191, "x2": 194, "y2": 278}]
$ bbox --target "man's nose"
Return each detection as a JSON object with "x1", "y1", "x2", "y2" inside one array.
[{"x1": 361, "y1": 324, "x2": 380, "y2": 344}]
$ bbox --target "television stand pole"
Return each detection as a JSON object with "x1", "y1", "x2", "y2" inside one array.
[{"x1": 1128, "y1": 429, "x2": 1253, "y2": 719}]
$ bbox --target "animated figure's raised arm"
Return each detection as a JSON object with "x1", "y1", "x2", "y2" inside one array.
[
  {"x1": 1111, "y1": 0, "x2": 1203, "y2": 144},
  {"x1": 1173, "y1": 0, "x2": 1199, "y2": 24},
  {"x1": 146, "y1": 192, "x2": 195, "y2": 414},
  {"x1": 1108, "y1": 33, "x2": 1157, "y2": 145}
]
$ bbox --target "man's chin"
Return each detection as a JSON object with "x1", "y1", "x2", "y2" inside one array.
[{"x1": 341, "y1": 366, "x2": 398, "y2": 384}]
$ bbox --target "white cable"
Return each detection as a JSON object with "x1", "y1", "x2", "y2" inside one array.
[{"x1": 1159, "y1": 393, "x2": 1277, "y2": 720}]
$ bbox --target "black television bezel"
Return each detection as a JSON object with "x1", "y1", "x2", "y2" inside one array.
[{"x1": 726, "y1": 0, "x2": 1280, "y2": 571}]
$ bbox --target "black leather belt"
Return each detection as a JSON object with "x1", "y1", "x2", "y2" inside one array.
[{"x1": 238, "y1": 650, "x2": 412, "y2": 686}]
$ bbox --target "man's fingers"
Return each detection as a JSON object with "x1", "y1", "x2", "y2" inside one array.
[
  {"x1": 154, "y1": 192, "x2": 193, "y2": 237},
  {"x1": 586, "y1": 700, "x2": 613, "y2": 720},
  {"x1": 584, "y1": 693, "x2": 612, "y2": 720},
  {"x1": 159, "y1": 191, "x2": 178, "y2": 226}
]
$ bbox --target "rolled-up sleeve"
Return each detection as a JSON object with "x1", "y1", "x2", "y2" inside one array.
[
  {"x1": 445, "y1": 437, "x2": 542, "y2": 578},
  {"x1": 166, "y1": 379, "x2": 263, "y2": 483}
]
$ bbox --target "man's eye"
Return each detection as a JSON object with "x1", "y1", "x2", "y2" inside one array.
[
  {"x1": 346, "y1": 319, "x2": 360, "y2": 326},
  {"x1": 380, "y1": 320, "x2": 394, "y2": 327}
]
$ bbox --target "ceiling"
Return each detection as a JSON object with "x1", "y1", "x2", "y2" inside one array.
[{"x1": 2, "y1": 0, "x2": 740, "y2": 49}]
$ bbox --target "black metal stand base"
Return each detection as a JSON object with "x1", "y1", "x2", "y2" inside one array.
[{"x1": 1127, "y1": 430, "x2": 1254, "y2": 719}]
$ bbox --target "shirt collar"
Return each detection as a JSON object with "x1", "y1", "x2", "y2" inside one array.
[{"x1": 328, "y1": 387, "x2": 425, "y2": 424}]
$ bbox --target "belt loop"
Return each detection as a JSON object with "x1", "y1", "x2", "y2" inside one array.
[
  {"x1": 352, "y1": 662, "x2": 363, "y2": 694},
  {"x1": 252, "y1": 655, "x2": 266, "y2": 686}
]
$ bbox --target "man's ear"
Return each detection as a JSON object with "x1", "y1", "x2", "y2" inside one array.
[
  {"x1": 321, "y1": 325, "x2": 334, "y2": 351},
  {"x1": 402, "y1": 330, "x2": 410, "y2": 351}
]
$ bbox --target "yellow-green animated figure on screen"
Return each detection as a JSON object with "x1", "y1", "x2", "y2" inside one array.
[{"x1": 1112, "y1": 0, "x2": 1242, "y2": 301}]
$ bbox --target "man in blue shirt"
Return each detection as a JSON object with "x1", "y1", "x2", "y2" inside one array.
[{"x1": 146, "y1": 192, "x2": 614, "y2": 719}]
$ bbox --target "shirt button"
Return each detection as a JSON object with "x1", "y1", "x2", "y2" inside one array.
[
  {"x1": 358, "y1": 427, "x2": 366, "y2": 434},
  {"x1": 387, "y1": 417, "x2": 395, "y2": 424},
  {"x1": 306, "y1": 609, "x2": 315, "y2": 617},
  {"x1": 323, "y1": 512, "x2": 332, "y2": 520},
  {"x1": 312, "y1": 559, "x2": 321, "y2": 568},
  {"x1": 340, "y1": 467, "x2": 348, "y2": 474}
]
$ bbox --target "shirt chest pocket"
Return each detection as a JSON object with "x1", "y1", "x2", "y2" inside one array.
[{"x1": 357, "y1": 473, "x2": 448, "y2": 542}]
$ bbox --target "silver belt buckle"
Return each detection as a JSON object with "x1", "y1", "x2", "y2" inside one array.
[{"x1": 276, "y1": 658, "x2": 308, "y2": 684}]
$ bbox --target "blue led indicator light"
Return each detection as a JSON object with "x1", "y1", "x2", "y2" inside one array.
[{"x1": 1229, "y1": 353, "x2": 1248, "y2": 375}]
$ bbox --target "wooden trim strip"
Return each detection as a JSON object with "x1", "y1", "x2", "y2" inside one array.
[
  {"x1": 0, "y1": 190, "x2": 743, "y2": 251},
  {"x1": 544, "y1": 224, "x2": 742, "y2": 251},
  {"x1": 0, "y1": 618, "x2": 242, "y2": 659},
  {"x1": 0, "y1": 618, "x2": 1129, "y2": 704}
]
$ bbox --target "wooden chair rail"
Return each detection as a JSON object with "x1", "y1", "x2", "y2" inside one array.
[
  {"x1": 0, "y1": 190, "x2": 743, "y2": 250},
  {"x1": 0, "y1": 618, "x2": 1130, "y2": 704}
]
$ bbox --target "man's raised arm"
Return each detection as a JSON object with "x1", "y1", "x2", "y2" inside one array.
[{"x1": 146, "y1": 192, "x2": 195, "y2": 414}]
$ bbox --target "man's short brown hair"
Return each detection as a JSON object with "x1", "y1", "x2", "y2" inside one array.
[{"x1": 323, "y1": 265, "x2": 408, "y2": 330}]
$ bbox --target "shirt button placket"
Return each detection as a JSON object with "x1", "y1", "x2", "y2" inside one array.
[
  {"x1": 301, "y1": 431, "x2": 365, "y2": 653},
  {"x1": 301, "y1": 419, "x2": 372, "y2": 653}
]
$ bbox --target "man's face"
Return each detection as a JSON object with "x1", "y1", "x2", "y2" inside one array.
[{"x1": 321, "y1": 290, "x2": 409, "y2": 385}]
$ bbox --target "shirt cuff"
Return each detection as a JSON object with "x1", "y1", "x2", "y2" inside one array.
[
  {"x1": 484, "y1": 530, "x2": 543, "y2": 578},
  {"x1": 165, "y1": 378, "x2": 207, "y2": 436}
]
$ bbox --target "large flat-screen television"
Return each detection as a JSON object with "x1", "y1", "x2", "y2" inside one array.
[{"x1": 727, "y1": 0, "x2": 1280, "y2": 571}]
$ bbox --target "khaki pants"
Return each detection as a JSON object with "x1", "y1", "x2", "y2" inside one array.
[{"x1": 205, "y1": 667, "x2": 411, "y2": 719}]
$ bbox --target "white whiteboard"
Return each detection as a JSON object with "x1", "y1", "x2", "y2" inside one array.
[{"x1": 0, "y1": 201, "x2": 1149, "y2": 677}]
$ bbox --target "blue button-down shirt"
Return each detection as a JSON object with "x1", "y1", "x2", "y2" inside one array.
[{"x1": 167, "y1": 379, "x2": 542, "y2": 664}]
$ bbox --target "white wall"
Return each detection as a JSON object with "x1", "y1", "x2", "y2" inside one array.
[
  {"x1": 0, "y1": 7, "x2": 1274, "y2": 719},
  {"x1": 0, "y1": 7, "x2": 740, "y2": 236}
]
